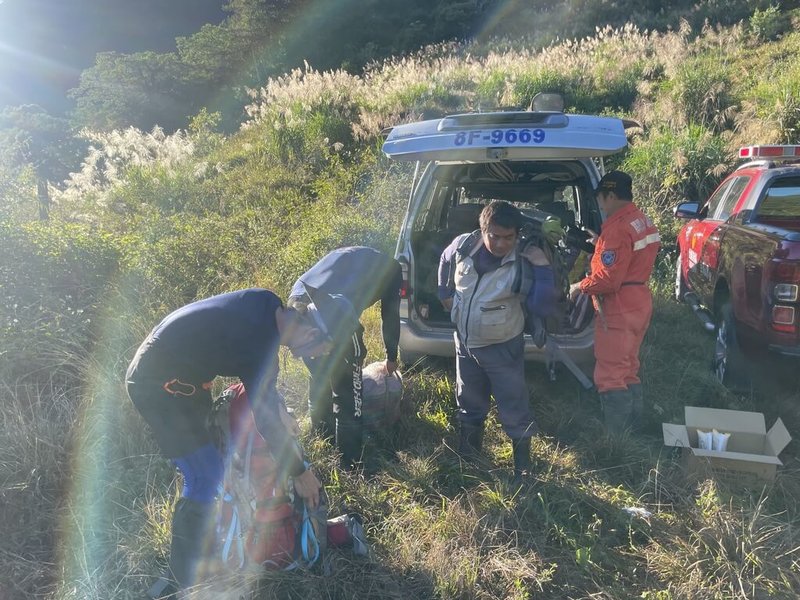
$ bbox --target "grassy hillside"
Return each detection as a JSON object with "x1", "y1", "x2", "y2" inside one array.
[{"x1": 2, "y1": 11, "x2": 800, "y2": 599}]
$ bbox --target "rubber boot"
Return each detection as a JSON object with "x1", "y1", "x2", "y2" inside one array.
[
  {"x1": 628, "y1": 383, "x2": 643, "y2": 430},
  {"x1": 457, "y1": 421, "x2": 483, "y2": 460},
  {"x1": 511, "y1": 437, "x2": 532, "y2": 485},
  {"x1": 599, "y1": 389, "x2": 634, "y2": 436},
  {"x1": 336, "y1": 418, "x2": 364, "y2": 469},
  {"x1": 305, "y1": 359, "x2": 335, "y2": 439},
  {"x1": 146, "y1": 577, "x2": 178, "y2": 600},
  {"x1": 147, "y1": 498, "x2": 212, "y2": 598},
  {"x1": 308, "y1": 390, "x2": 335, "y2": 440},
  {"x1": 310, "y1": 410, "x2": 335, "y2": 441}
]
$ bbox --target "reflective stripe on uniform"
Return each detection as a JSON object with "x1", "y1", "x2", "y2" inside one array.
[{"x1": 633, "y1": 232, "x2": 660, "y2": 251}]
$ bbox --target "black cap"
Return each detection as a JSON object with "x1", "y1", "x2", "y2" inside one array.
[
  {"x1": 302, "y1": 282, "x2": 361, "y2": 341},
  {"x1": 595, "y1": 170, "x2": 633, "y2": 200}
]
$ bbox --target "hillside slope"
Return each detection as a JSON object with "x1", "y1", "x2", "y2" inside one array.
[{"x1": 1, "y1": 14, "x2": 799, "y2": 599}]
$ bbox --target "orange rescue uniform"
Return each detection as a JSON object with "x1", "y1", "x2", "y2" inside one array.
[{"x1": 579, "y1": 202, "x2": 660, "y2": 392}]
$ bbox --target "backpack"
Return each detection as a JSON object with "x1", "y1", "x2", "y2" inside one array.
[
  {"x1": 209, "y1": 383, "x2": 370, "y2": 572},
  {"x1": 449, "y1": 214, "x2": 593, "y2": 347},
  {"x1": 517, "y1": 214, "x2": 596, "y2": 343},
  {"x1": 210, "y1": 383, "x2": 322, "y2": 571}
]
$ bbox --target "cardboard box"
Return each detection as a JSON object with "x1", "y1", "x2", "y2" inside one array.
[{"x1": 662, "y1": 406, "x2": 792, "y2": 483}]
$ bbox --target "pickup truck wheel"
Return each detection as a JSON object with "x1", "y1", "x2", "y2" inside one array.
[
  {"x1": 674, "y1": 252, "x2": 688, "y2": 302},
  {"x1": 712, "y1": 301, "x2": 752, "y2": 390}
]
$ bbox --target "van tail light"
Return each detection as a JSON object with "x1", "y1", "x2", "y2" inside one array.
[
  {"x1": 770, "y1": 261, "x2": 800, "y2": 283},
  {"x1": 768, "y1": 260, "x2": 800, "y2": 294},
  {"x1": 397, "y1": 257, "x2": 411, "y2": 298},
  {"x1": 770, "y1": 261, "x2": 800, "y2": 300}
]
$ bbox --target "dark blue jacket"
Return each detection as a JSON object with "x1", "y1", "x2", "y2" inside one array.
[
  {"x1": 291, "y1": 247, "x2": 402, "y2": 361},
  {"x1": 139, "y1": 288, "x2": 303, "y2": 474}
]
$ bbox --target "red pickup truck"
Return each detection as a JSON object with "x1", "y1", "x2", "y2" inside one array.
[{"x1": 674, "y1": 145, "x2": 800, "y2": 388}]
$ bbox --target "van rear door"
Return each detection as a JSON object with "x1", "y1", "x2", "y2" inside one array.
[{"x1": 382, "y1": 112, "x2": 627, "y2": 162}]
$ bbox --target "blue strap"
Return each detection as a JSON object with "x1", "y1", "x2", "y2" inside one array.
[
  {"x1": 221, "y1": 495, "x2": 245, "y2": 569},
  {"x1": 268, "y1": 500, "x2": 319, "y2": 571},
  {"x1": 296, "y1": 457, "x2": 320, "y2": 567},
  {"x1": 300, "y1": 505, "x2": 320, "y2": 566}
]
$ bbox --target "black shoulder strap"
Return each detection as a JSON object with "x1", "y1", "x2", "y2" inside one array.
[
  {"x1": 448, "y1": 230, "x2": 481, "y2": 290},
  {"x1": 512, "y1": 240, "x2": 535, "y2": 297},
  {"x1": 455, "y1": 230, "x2": 482, "y2": 258}
]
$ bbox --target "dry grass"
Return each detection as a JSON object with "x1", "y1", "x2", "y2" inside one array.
[{"x1": 2, "y1": 293, "x2": 799, "y2": 599}]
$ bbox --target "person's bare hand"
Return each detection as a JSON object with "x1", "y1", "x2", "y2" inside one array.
[
  {"x1": 441, "y1": 297, "x2": 453, "y2": 311},
  {"x1": 293, "y1": 469, "x2": 321, "y2": 509},
  {"x1": 385, "y1": 359, "x2": 398, "y2": 375},
  {"x1": 569, "y1": 282, "x2": 582, "y2": 302}
]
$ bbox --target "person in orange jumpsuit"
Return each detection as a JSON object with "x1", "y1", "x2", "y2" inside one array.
[{"x1": 569, "y1": 171, "x2": 660, "y2": 434}]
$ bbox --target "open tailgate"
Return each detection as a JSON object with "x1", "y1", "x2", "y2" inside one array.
[{"x1": 382, "y1": 112, "x2": 628, "y2": 162}]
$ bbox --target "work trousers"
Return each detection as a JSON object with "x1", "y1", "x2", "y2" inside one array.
[
  {"x1": 304, "y1": 325, "x2": 366, "y2": 433},
  {"x1": 593, "y1": 289, "x2": 652, "y2": 393},
  {"x1": 454, "y1": 332, "x2": 537, "y2": 439},
  {"x1": 126, "y1": 340, "x2": 214, "y2": 459}
]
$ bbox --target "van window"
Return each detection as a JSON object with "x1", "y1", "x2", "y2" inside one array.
[
  {"x1": 410, "y1": 161, "x2": 596, "y2": 236},
  {"x1": 412, "y1": 176, "x2": 451, "y2": 232}
]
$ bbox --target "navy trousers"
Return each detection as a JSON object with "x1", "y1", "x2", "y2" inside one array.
[{"x1": 454, "y1": 332, "x2": 537, "y2": 439}]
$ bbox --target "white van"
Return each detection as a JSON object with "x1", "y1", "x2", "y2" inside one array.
[{"x1": 383, "y1": 106, "x2": 629, "y2": 370}]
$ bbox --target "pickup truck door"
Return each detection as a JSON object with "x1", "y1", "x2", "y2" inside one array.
[
  {"x1": 686, "y1": 177, "x2": 748, "y2": 299},
  {"x1": 730, "y1": 174, "x2": 800, "y2": 336},
  {"x1": 711, "y1": 175, "x2": 766, "y2": 331}
]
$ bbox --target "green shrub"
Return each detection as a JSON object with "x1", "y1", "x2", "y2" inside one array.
[
  {"x1": 747, "y1": 60, "x2": 800, "y2": 143},
  {"x1": 688, "y1": 0, "x2": 779, "y2": 29},
  {"x1": 510, "y1": 69, "x2": 587, "y2": 111},
  {"x1": 204, "y1": 128, "x2": 318, "y2": 219},
  {"x1": 120, "y1": 212, "x2": 263, "y2": 304},
  {"x1": 661, "y1": 56, "x2": 738, "y2": 132},
  {"x1": 269, "y1": 153, "x2": 407, "y2": 294},
  {"x1": 243, "y1": 67, "x2": 368, "y2": 173},
  {"x1": 379, "y1": 81, "x2": 461, "y2": 116},
  {"x1": 0, "y1": 220, "x2": 121, "y2": 381},
  {"x1": 106, "y1": 161, "x2": 221, "y2": 215},
  {"x1": 53, "y1": 126, "x2": 197, "y2": 214},
  {"x1": 475, "y1": 69, "x2": 510, "y2": 107},
  {"x1": 749, "y1": 4, "x2": 787, "y2": 42},
  {"x1": 590, "y1": 62, "x2": 645, "y2": 113},
  {"x1": 0, "y1": 162, "x2": 38, "y2": 222},
  {"x1": 264, "y1": 105, "x2": 357, "y2": 171},
  {"x1": 623, "y1": 125, "x2": 733, "y2": 232},
  {"x1": 481, "y1": 63, "x2": 642, "y2": 115}
]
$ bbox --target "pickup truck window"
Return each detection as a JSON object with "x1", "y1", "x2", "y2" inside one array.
[
  {"x1": 711, "y1": 176, "x2": 749, "y2": 221},
  {"x1": 705, "y1": 178, "x2": 734, "y2": 219},
  {"x1": 755, "y1": 177, "x2": 800, "y2": 219}
]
